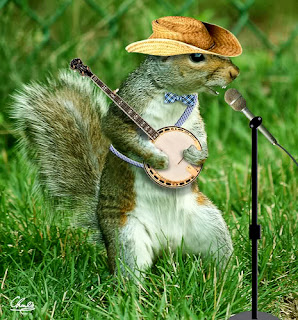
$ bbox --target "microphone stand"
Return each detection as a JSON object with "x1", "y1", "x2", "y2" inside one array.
[{"x1": 229, "y1": 117, "x2": 280, "y2": 320}]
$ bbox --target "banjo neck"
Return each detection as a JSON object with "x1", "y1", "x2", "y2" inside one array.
[
  {"x1": 69, "y1": 58, "x2": 159, "y2": 141},
  {"x1": 70, "y1": 58, "x2": 202, "y2": 188},
  {"x1": 91, "y1": 74, "x2": 159, "y2": 140}
]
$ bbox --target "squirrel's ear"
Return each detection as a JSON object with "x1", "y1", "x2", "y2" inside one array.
[{"x1": 160, "y1": 56, "x2": 170, "y2": 62}]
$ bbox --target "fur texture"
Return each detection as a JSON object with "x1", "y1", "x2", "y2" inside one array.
[
  {"x1": 11, "y1": 53, "x2": 240, "y2": 277},
  {"x1": 11, "y1": 71, "x2": 110, "y2": 220}
]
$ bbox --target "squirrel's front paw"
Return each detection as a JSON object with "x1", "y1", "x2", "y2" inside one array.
[
  {"x1": 183, "y1": 145, "x2": 208, "y2": 166},
  {"x1": 146, "y1": 150, "x2": 169, "y2": 169}
]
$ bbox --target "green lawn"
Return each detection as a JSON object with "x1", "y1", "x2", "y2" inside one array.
[{"x1": 0, "y1": 1, "x2": 297, "y2": 319}]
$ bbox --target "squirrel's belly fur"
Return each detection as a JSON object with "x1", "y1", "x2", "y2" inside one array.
[
  {"x1": 126, "y1": 169, "x2": 227, "y2": 259},
  {"x1": 112, "y1": 94, "x2": 232, "y2": 273}
]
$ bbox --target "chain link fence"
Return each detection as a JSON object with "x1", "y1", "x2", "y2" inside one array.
[
  {"x1": 1, "y1": 0, "x2": 297, "y2": 63},
  {"x1": 0, "y1": 0, "x2": 296, "y2": 142},
  {"x1": 230, "y1": 0, "x2": 298, "y2": 59}
]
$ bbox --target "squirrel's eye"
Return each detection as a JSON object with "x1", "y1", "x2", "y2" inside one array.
[{"x1": 189, "y1": 53, "x2": 205, "y2": 62}]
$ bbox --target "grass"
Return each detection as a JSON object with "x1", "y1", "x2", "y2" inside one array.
[
  {"x1": 0, "y1": 151, "x2": 297, "y2": 319},
  {"x1": 0, "y1": 0, "x2": 298, "y2": 319}
]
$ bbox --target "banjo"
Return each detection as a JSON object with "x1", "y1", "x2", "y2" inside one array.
[{"x1": 70, "y1": 58, "x2": 202, "y2": 188}]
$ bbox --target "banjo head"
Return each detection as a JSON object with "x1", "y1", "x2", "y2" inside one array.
[{"x1": 144, "y1": 126, "x2": 203, "y2": 188}]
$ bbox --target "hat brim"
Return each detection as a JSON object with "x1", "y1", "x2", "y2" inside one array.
[{"x1": 126, "y1": 22, "x2": 242, "y2": 57}]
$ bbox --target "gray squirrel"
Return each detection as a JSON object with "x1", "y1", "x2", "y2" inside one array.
[{"x1": 11, "y1": 16, "x2": 242, "y2": 277}]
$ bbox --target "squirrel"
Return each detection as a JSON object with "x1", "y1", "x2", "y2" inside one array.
[{"x1": 11, "y1": 52, "x2": 240, "y2": 277}]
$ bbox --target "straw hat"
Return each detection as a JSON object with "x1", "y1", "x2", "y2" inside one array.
[{"x1": 126, "y1": 16, "x2": 242, "y2": 57}]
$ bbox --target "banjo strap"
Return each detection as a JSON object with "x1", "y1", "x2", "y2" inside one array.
[{"x1": 109, "y1": 93, "x2": 198, "y2": 168}]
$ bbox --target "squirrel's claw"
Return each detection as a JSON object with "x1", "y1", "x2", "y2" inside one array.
[
  {"x1": 183, "y1": 145, "x2": 208, "y2": 166},
  {"x1": 146, "y1": 150, "x2": 169, "y2": 170}
]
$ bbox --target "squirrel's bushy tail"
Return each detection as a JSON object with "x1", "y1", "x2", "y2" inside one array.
[{"x1": 11, "y1": 70, "x2": 110, "y2": 219}]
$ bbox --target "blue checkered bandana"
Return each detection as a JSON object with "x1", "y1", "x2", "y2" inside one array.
[
  {"x1": 164, "y1": 92, "x2": 197, "y2": 108},
  {"x1": 164, "y1": 92, "x2": 197, "y2": 127}
]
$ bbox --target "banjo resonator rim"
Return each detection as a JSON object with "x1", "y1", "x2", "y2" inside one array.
[{"x1": 144, "y1": 126, "x2": 203, "y2": 188}]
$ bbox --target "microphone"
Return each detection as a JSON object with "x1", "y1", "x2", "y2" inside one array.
[
  {"x1": 225, "y1": 88, "x2": 298, "y2": 167},
  {"x1": 224, "y1": 88, "x2": 277, "y2": 145}
]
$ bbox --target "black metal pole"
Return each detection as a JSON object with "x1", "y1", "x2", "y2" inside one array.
[
  {"x1": 229, "y1": 117, "x2": 280, "y2": 319},
  {"x1": 249, "y1": 117, "x2": 262, "y2": 319}
]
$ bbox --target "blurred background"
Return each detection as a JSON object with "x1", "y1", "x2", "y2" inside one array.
[{"x1": 0, "y1": 0, "x2": 297, "y2": 172}]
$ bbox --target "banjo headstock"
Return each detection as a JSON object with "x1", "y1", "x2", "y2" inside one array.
[{"x1": 70, "y1": 58, "x2": 93, "y2": 77}]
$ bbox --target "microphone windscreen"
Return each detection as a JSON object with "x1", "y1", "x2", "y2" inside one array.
[{"x1": 224, "y1": 88, "x2": 246, "y2": 111}]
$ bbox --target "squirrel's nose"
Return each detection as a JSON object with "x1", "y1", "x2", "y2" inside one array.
[{"x1": 228, "y1": 66, "x2": 240, "y2": 80}]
